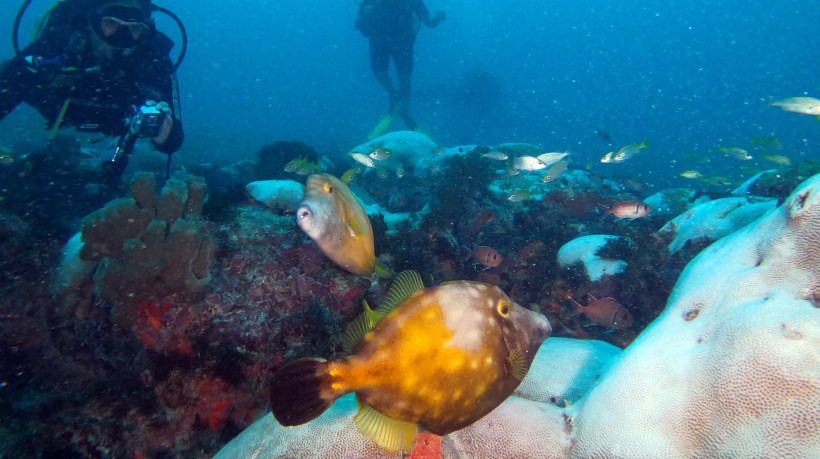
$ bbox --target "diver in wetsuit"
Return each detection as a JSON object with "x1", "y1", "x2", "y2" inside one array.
[
  {"x1": 0, "y1": 0, "x2": 183, "y2": 186},
  {"x1": 356, "y1": 0, "x2": 445, "y2": 132}
]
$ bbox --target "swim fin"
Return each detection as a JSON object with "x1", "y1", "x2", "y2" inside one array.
[{"x1": 368, "y1": 114, "x2": 393, "y2": 140}]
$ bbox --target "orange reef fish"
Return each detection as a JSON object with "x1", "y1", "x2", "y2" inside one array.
[
  {"x1": 296, "y1": 173, "x2": 375, "y2": 275},
  {"x1": 269, "y1": 271, "x2": 552, "y2": 452},
  {"x1": 569, "y1": 294, "x2": 632, "y2": 330},
  {"x1": 464, "y1": 243, "x2": 503, "y2": 268},
  {"x1": 603, "y1": 201, "x2": 651, "y2": 220}
]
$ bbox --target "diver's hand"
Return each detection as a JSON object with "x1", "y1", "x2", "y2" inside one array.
[{"x1": 150, "y1": 101, "x2": 174, "y2": 146}]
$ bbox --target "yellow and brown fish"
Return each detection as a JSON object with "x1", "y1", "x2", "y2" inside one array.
[
  {"x1": 296, "y1": 173, "x2": 375, "y2": 275},
  {"x1": 269, "y1": 271, "x2": 551, "y2": 452}
]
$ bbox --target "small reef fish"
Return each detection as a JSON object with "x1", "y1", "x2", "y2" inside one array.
[
  {"x1": 750, "y1": 135, "x2": 782, "y2": 149},
  {"x1": 699, "y1": 175, "x2": 732, "y2": 187},
  {"x1": 679, "y1": 170, "x2": 702, "y2": 179},
  {"x1": 395, "y1": 165, "x2": 405, "y2": 178},
  {"x1": 482, "y1": 150, "x2": 508, "y2": 161},
  {"x1": 718, "y1": 146, "x2": 752, "y2": 161},
  {"x1": 599, "y1": 152, "x2": 615, "y2": 163},
  {"x1": 594, "y1": 128, "x2": 611, "y2": 141},
  {"x1": 536, "y1": 151, "x2": 569, "y2": 167},
  {"x1": 464, "y1": 244, "x2": 503, "y2": 268},
  {"x1": 770, "y1": 96, "x2": 820, "y2": 115},
  {"x1": 569, "y1": 294, "x2": 632, "y2": 330},
  {"x1": 472, "y1": 212, "x2": 495, "y2": 233},
  {"x1": 340, "y1": 167, "x2": 362, "y2": 185},
  {"x1": 296, "y1": 173, "x2": 375, "y2": 275},
  {"x1": 760, "y1": 154, "x2": 791, "y2": 166},
  {"x1": 369, "y1": 148, "x2": 392, "y2": 161},
  {"x1": 513, "y1": 156, "x2": 546, "y2": 171},
  {"x1": 349, "y1": 152, "x2": 377, "y2": 168},
  {"x1": 603, "y1": 201, "x2": 651, "y2": 220},
  {"x1": 269, "y1": 271, "x2": 552, "y2": 452},
  {"x1": 611, "y1": 139, "x2": 649, "y2": 162},
  {"x1": 507, "y1": 189, "x2": 531, "y2": 202},
  {"x1": 542, "y1": 160, "x2": 569, "y2": 183},
  {"x1": 284, "y1": 157, "x2": 320, "y2": 175},
  {"x1": 0, "y1": 153, "x2": 13, "y2": 165}
]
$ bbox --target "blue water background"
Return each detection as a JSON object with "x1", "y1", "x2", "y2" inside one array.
[{"x1": 1, "y1": 0, "x2": 818, "y2": 189}]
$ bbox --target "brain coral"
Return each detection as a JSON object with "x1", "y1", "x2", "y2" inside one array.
[{"x1": 568, "y1": 173, "x2": 820, "y2": 457}]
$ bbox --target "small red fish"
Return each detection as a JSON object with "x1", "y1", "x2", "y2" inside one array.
[
  {"x1": 472, "y1": 211, "x2": 495, "y2": 233},
  {"x1": 464, "y1": 243, "x2": 503, "y2": 268},
  {"x1": 603, "y1": 201, "x2": 651, "y2": 220},
  {"x1": 569, "y1": 294, "x2": 632, "y2": 330}
]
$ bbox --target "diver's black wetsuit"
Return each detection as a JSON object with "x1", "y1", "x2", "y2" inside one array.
[
  {"x1": 364, "y1": 0, "x2": 442, "y2": 130},
  {"x1": 0, "y1": 9, "x2": 183, "y2": 160}
]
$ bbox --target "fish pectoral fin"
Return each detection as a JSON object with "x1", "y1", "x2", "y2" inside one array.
[
  {"x1": 341, "y1": 299, "x2": 387, "y2": 354},
  {"x1": 374, "y1": 270, "x2": 425, "y2": 315},
  {"x1": 353, "y1": 397, "x2": 417, "y2": 453},
  {"x1": 505, "y1": 347, "x2": 529, "y2": 381},
  {"x1": 346, "y1": 215, "x2": 369, "y2": 239}
]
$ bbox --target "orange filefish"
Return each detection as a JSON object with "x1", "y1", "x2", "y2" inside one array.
[
  {"x1": 296, "y1": 173, "x2": 375, "y2": 275},
  {"x1": 569, "y1": 294, "x2": 632, "y2": 330},
  {"x1": 603, "y1": 201, "x2": 651, "y2": 220},
  {"x1": 269, "y1": 271, "x2": 552, "y2": 452}
]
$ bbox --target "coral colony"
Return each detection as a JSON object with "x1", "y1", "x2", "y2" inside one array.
[{"x1": 1, "y1": 132, "x2": 819, "y2": 457}]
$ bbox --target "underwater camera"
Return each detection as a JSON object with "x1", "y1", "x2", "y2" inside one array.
[{"x1": 129, "y1": 104, "x2": 163, "y2": 138}]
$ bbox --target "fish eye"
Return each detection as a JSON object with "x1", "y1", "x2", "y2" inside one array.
[
  {"x1": 496, "y1": 301, "x2": 511, "y2": 317},
  {"x1": 324, "y1": 183, "x2": 333, "y2": 194}
]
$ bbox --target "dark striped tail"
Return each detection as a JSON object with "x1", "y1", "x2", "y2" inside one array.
[{"x1": 269, "y1": 357, "x2": 336, "y2": 426}]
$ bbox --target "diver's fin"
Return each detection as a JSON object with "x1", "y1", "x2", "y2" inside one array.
[
  {"x1": 353, "y1": 396, "x2": 417, "y2": 453},
  {"x1": 268, "y1": 357, "x2": 337, "y2": 426},
  {"x1": 374, "y1": 259, "x2": 392, "y2": 279},
  {"x1": 374, "y1": 270, "x2": 424, "y2": 315},
  {"x1": 368, "y1": 114, "x2": 393, "y2": 140},
  {"x1": 505, "y1": 348, "x2": 529, "y2": 381},
  {"x1": 341, "y1": 299, "x2": 387, "y2": 354}
]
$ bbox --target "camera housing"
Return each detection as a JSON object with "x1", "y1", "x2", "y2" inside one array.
[{"x1": 130, "y1": 104, "x2": 164, "y2": 138}]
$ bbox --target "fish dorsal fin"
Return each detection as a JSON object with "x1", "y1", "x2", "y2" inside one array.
[
  {"x1": 353, "y1": 396, "x2": 417, "y2": 453},
  {"x1": 374, "y1": 270, "x2": 424, "y2": 315},
  {"x1": 341, "y1": 299, "x2": 386, "y2": 355},
  {"x1": 506, "y1": 348, "x2": 529, "y2": 381},
  {"x1": 341, "y1": 271, "x2": 423, "y2": 354}
]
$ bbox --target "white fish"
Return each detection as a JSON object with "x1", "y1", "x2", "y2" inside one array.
[
  {"x1": 482, "y1": 151, "x2": 508, "y2": 161},
  {"x1": 771, "y1": 97, "x2": 820, "y2": 115},
  {"x1": 513, "y1": 156, "x2": 546, "y2": 171},
  {"x1": 349, "y1": 152, "x2": 376, "y2": 168},
  {"x1": 536, "y1": 151, "x2": 569, "y2": 167}
]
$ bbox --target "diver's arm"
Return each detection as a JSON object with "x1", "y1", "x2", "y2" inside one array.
[
  {"x1": 413, "y1": 0, "x2": 445, "y2": 28},
  {"x1": 0, "y1": 56, "x2": 29, "y2": 122}
]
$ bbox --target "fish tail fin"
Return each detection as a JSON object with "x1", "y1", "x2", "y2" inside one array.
[
  {"x1": 269, "y1": 357, "x2": 339, "y2": 426},
  {"x1": 354, "y1": 395, "x2": 417, "y2": 453},
  {"x1": 641, "y1": 138, "x2": 650, "y2": 148}
]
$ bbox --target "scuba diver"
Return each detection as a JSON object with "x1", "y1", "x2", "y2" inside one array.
[
  {"x1": 355, "y1": 0, "x2": 445, "y2": 136},
  {"x1": 0, "y1": 0, "x2": 184, "y2": 187}
]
